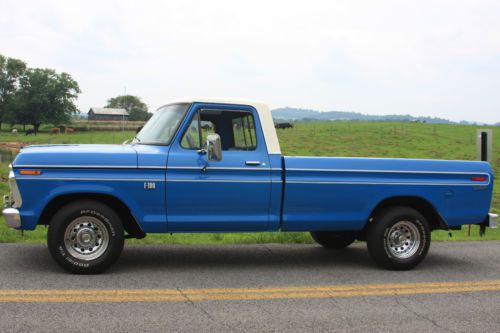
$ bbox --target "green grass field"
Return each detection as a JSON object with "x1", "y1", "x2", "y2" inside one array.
[{"x1": 0, "y1": 121, "x2": 498, "y2": 244}]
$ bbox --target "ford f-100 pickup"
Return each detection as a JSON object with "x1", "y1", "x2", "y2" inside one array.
[{"x1": 3, "y1": 98, "x2": 498, "y2": 274}]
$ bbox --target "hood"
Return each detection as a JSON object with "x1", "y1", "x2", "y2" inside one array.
[{"x1": 13, "y1": 144, "x2": 137, "y2": 168}]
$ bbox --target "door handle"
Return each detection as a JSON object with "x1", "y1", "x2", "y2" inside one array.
[{"x1": 245, "y1": 161, "x2": 261, "y2": 166}]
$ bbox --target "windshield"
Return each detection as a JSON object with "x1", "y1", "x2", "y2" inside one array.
[{"x1": 134, "y1": 103, "x2": 190, "y2": 145}]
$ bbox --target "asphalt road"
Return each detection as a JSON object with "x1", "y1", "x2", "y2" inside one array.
[{"x1": 0, "y1": 241, "x2": 499, "y2": 332}]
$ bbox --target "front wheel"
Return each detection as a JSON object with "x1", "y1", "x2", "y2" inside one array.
[
  {"x1": 47, "y1": 200, "x2": 124, "y2": 274},
  {"x1": 366, "y1": 206, "x2": 430, "y2": 270},
  {"x1": 310, "y1": 231, "x2": 356, "y2": 249}
]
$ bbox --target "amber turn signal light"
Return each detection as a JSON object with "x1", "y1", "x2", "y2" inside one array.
[{"x1": 19, "y1": 170, "x2": 42, "y2": 175}]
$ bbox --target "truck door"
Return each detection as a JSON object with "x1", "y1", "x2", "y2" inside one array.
[{"x1": 166, "y1": 103, "x2": 272, "y2": 231}]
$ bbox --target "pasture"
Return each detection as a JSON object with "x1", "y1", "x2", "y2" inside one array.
[{"x1": 0, "y1": 121, "x2": 498, "y2": 244}]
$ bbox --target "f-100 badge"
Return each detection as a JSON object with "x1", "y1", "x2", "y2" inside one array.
[{"x1": 144, "y1": 182, "x2": 156, "y2": 190}]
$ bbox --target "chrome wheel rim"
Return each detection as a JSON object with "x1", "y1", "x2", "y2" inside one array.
[
  {"x1": 64, "y1": 216, "x2": 109, "y2": 261},
  {"x1": 386, "y1": 221, "x2": 421, "y2": 259}
]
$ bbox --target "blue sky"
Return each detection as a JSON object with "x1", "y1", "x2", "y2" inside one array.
[{"x1": 1, "y1": 0, "x2": 499, "y2": 123}]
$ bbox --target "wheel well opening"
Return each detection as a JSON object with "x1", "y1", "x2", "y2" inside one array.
[
  {"x1": 39, "y1": 193, "x2": 145, "y2": 238},
  {"x1": 369, "y1": 196, "x2": 447, "y2": 231}
]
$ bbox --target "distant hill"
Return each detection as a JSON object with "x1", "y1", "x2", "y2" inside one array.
[{"x1": 272, "y1": 107, "x2": 454, "y2": 124}]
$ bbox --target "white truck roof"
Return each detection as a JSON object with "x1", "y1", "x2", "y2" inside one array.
[{"x1": 169, "y1": 98, "x2": 281, "y2": 155}]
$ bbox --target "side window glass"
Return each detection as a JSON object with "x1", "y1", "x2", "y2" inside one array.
[
  {"x1": 180, "y1": 112, "x2": 201, "y2": 149},
  {"x1": 231, "y1": 113, "x2": 256, "y2": 150},
  {"x1": 180, "y1": 109, "x2": 256, "y2": 151},
  {"x1": 180, "y1": 112, "x2": 216, "y2": 149},
  {"x1": 200, "y1": 119, "x2": 216, "y2": 146}
]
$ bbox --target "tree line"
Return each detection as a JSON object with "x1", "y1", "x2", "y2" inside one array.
[
  {"x1": 0, "y1": 54, "x2": 81, "y2": 132},
  {"x1": 0, "y1": 54, "x2": 152, "y2": 133}
]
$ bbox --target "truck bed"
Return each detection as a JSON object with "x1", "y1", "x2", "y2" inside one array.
[{"x1": 282, "y1": 156, "x2": 494, "y2": 231}]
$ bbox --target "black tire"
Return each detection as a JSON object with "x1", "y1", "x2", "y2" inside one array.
[
  {"x1": 366, "y1": 206, "x2": 430, "y2": 270},
  {"x1": 310, "y1": 231, "x2": 356, "y2": 249},
  {"x1": 47, "y1": 200, "x2": 124, "y2": 274}
]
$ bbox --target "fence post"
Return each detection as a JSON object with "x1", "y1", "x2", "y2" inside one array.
[{"x1": 477, "y1": 129, "x2": 493, "y2": 162}]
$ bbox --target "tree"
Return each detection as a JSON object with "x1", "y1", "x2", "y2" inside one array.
[
  {"x1": 14, "y1": 68, "x2": 80, "y2": 131},
  {"x1": 0, "y1": 55, "x2": 26, "y2": 129},
  {"x1": 106, "y1": 95, "x2": 151, "y2": 121}
]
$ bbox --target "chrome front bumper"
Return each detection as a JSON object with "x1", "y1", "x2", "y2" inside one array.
[
  {"x1": 3, "y1": 208, "x2": 21, "y2": 229},
  {"x1": 489, "y1": 213, "x2": 498, "y2": 229}
]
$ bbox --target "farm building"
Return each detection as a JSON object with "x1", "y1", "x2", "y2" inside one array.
[{"x1": 88, "y1": 107, "x2": 129, "y2": 121}]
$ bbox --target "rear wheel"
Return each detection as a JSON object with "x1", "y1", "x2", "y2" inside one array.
[
  {"x1": 310, "y1": 231, "x2": 356, "y2": 249},
  {"x1": 47, "y1": 200, "x2": 124, "y2": 274},
  {"x1": 366, "y1": 206, "x2": 430, "y2": 270}
]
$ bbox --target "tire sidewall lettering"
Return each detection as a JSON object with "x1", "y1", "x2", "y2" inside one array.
[
  {"x1": 65, "y1": 255, "x2": 90, "y2": 268},
  {"x1": 60, "y1": 209, "x2": 115, "y2": 268},
  {"x1": 80, "y1": 209, "x2": 116, "y2": 236},
  {"x1": 415, "y1": 219, "x2": 427, "y2": 256},
  {"x1": 383, "y1": 227, "x2": 393, "y2": 259},
  {"x1": 48, "y1": 200, "x2": 124, "y2": 274},
  {"x1": 58, "y1": 245, "x2": 66, "y2": 257}
]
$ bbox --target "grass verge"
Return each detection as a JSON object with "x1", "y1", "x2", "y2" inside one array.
[{"x1": 0, "y1": 216, "x2": 497, "y2": 244}]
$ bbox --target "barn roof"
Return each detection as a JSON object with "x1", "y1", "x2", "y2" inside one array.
[{"x1": 88, "y1": 107, "x2": 129, "y2": 116}]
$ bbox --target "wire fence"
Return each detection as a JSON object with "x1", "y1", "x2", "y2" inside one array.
[{"x1": 67, "y1": 120, "x2": 146, "y2": 132}]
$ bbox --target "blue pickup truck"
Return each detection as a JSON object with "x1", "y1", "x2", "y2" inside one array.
[{"x1": 3, "y1": 98, "x2": 498, "y2": 274}]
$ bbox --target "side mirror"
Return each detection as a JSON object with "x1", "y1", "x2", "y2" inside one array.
[{"x1": 206, "y1": 134, "x2": 222, "y2": 161}]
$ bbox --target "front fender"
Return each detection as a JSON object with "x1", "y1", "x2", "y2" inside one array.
[{"x1": 16, "y1": 177, "x2": 166, "y2": 233}]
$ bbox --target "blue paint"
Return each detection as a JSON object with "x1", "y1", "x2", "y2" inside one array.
[
  {"x1": 165, "y1": 103, "x2": 272, "y2": 231},
  {"x1": 282, "y1": 157, "x2": 493, "y2": 231},
  {"x1": 9, "y1": 102, "x2": 495, "y2": 235}
]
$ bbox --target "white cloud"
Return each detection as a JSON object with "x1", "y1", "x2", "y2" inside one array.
[{"x1": 1, "y1": 0, "x2": 499, "y2": 123}]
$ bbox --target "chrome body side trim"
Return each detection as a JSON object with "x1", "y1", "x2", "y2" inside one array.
[
  {"x1": 14, "y1": 164, "x2": 140, "y2": 169},
  {"x1": 287, "y1": 168, "x2": 491, "y2": 176},
  {"x1": 286, "y1": 180, "x2": 488, "y2": 186},
  {"x1": 166, "y1": 179, "x2": 282, "y2": 183},
  {"x1": 14, "y1": 164, "x2": 489, "y2": 177},
  {"x1": 16, "y1": 177, "x2": 166, "y2": 182},
  {"x1": 13, "y1": 164, "x2": 282, "y2": 171},
  {"x1": 15, "y1": 177, "x2": 281, "y2": 183}
]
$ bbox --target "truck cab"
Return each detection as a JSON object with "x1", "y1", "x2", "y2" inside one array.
[{"x1": 147, "y1": 100, "x2": 283, "y2": 232}]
